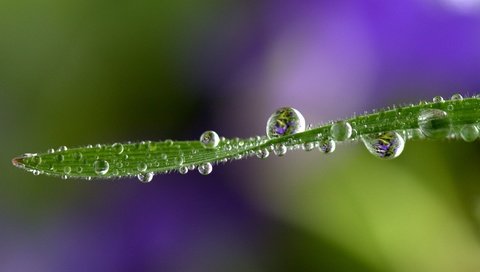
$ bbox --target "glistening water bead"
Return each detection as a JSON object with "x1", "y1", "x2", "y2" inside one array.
[
  {"x1": 460, "y1": 124, "x2": 479, "y2": 142},
  {"x1": 138, "y1": 172, "x2": 154, "y2": 183},
  {"x1": 266, "y1": 107, "x2": 305, "y2": 139},
  {"x1": 93, "y1": 160, "x2": 110, "y2": 175},
  {"x1": 200, "y1": 130, "x2": 220, "y2": 149},
  {"x1": 417, "y1": 109, "x2": 451, "y2": 139},
  {"x1": 330, "y1": 121, "x2": 352, "y2": 141},
  {"x1": 198, "y1": 162, "x2": 213, "y2": 175},
  {"x1": 362, "y1": 131, "x2": 405, "y2": 160},
  {"x1": 318, "y1": 139, "x2": 336, "y2": 154}
]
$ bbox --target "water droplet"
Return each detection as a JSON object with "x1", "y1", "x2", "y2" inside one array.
[
  {"x1": 93, "y1": 160, "x2": 110, "y2": 175},
  {"x1": 58, "y1": 146, "x2": 68, "y2": 152},
  {"x1": 137, "y1": 172, "x2": 154, "y2": 183},
  {"x1": 63, "y1": 166, "x2": 72, "y2": 174},
  {"x1": 418, "y1": 109, "x2": 451, "y2": 138},
  {"x1": 76, "y1": 167, "x2": 83, "y2": 173},
  {"x1": 188, "y1": 164, "x2": 196, "y2": 170},
  {"x1": 47, "y1": 148, "x2": 55, "y2": 154},
  {"x1": 137, "y1": 162, "x2": 148, "y2": 172},
  {"x1": 362, "y1": 131, "x2": 405, "y2": 160},
  {"x1": 56, "y1": 154, "x2": 64, "y2": 162},
  {"x1": 256, "y1": 149, "x2": 270, "y2": 159},
  {"x1": 330, "y1": 121, "x2": 352, "y2": 141},
  {"x1": 198, "y1": 162, "x2": 213, "y2": 175},
  {"x1": 112, "y1": 143, "x2": 124, "y2": 154},
  {"x1": 179, "y1": 166, "x2": 189, "y2": 175},
  {"x1": 451, "y1": 93, "x2": 463, "y2": 101},
  {"x1": 32, "y1": 155, "x2": 42, "y2": 166},
  {"x1": 273, "y1": 144, "x2": 287, "y2": 156},
  {"x1": 73, "y1": 152, "x2": 83, "y2": 161},
  {"x1": 165, "y1": 139, "x2": 173, "y2": 146},
  {"x1": 318, "y1": 139, "x2": 336, "y2": 154},
  {"x1": 302, "y1": 142, "x2": 315, "y2": 151},
  {"x1": 432, "y1": 96, "x2": 445, "y2": 103},
  {"x1": 460, "y1": 124, "x2": 479, "y2": 142},
  {"x1": 33, "y1": 170, "x2": 41, "y2": 176},
  {"x1": 61, "y1": 175, "x2": 68, "y2": 180},
  {"x1": 266, "y1": 107, "x2": 306, "y2": 139}
]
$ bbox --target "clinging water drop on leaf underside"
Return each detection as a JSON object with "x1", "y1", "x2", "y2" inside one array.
[
  {"x1": 417, "y1": 109, "x2": 451, "y2": 139},
  {"x1": 318, "y1": 139, "x2": 335, "y2": 154},
  {"x1": 198, "y1": 162, "x2": 213, "y2": 175},
  {"x1": 138, "y1": 172, "x2": 154, "y2": 183},
  {"x1": 460, "y1": 124, "x2": 479, "y2": 142},
  {"x1": 200, "y1": 130, "x2": 220, "y2": 149},
  {"x1": 362, "y1": 131, "x2": 405, "y2": 159},
  {"x1": 266, "y1": 107, "x2": 305, "y2": 139}
]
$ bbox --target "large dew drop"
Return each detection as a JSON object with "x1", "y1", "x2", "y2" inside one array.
[
  {"x1": 330, "y1": 121, "x2": 352, "y2": 141},
  {"x1": 138, "y1": 172, "x2": 154, "y2": 183},
  {"x1": 266, "y1": 107, "x2": 305, "y2": 139},
  {"x1": 417, "y1": 109, "x2": 451, "y2": 139},
  {"x1": 198, "y1": 162, "x2": 213, "y2": 175},
  {"x1": 460, "y1": 124, "x2": 479, "y2": 142},
  {"x1": 362, "y1": 131, "x2": 405, "y2": 160},
  {"x1": 200, "y1": 130, "x2": 220, "y2": 149},
  {"x1": 93, "y1": 160, "x2": 110, "y2": 175}
]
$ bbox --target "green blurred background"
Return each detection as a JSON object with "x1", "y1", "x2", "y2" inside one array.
[{"x1": 2, "y1": 0, "x2": 480, "y2": 271}]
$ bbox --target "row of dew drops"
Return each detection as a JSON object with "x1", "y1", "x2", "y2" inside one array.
[{"x1": 24, "y1": 93, "x2": 479, "y2": 182}]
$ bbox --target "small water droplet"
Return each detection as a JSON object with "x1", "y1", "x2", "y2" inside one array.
[
  {"x1": 93, "y1": 160, "x2": 110, "y2": 175},
  {"x1": 451, "y1": 93, "x2": 463, "y2": 101},
  {"x1": 58, "y1": 146, "x2": 68, "y2": 152},
  {"x1": 362, "y1": 131, "x2": 405, "y2": 159},
  {"x1": 63, "y1": 166, "x2": 72, "y2": 174},
  {"x1": 76, "y1": 167, "x2": 83, "y2": 173},
  {"x1": 137, "y1": 162, "x2": 148, "y2": 172},
  {"x1": 33, "y1": 170, "x2": 41, "y2": 176},
  {"x1": 61, "y1": 175, "x2": 68, "y2": 180},
  {"x1": 318, "y1": 139, "x2": 336, "y2": 154},
  {"x1": 179, "y1": 166, "x2": 189, "y2": 175},
  {"x1": 112, "y1": 143, "x2": 124, "y2": 154},
  {"x1": 302, "y1": 142, "x2": 316, "y2": 151},
  {"x1": 418, "y1": 109, "x2": 451, "y2": 138},
  {"x1": 32, "y1": 155, "x2": 42, "y2": 166},
  {"x1": 56, "y1": 154, "x2": 64, "y2": 162},
  {"x1": 165, "y1": 139, "x2": 173, "y2": 146},
  {"x1": 47, "y1": 148, "x2": 55, "y2": 154},
  {"x1": 256, "y1": 149, "x2": 270, "y2": 159},
  {"x1": 331, "y1": 121, "x2": 352, "y2": 141},
  {"x1": 273, "y1": 144, "x2": 287, "y2": 156},
  {"x1": 137, "y1": 172, "x2": 154, "y2": 183},
  {"x1": 188, "y1": 164, "x2": 196, "y2": 170},
  {"x1": 198, "y1": 162, "x2": 213, "y2": 175},
  {"x1": 73, "y1": 152, "x2": 83, "y2": 161},
  {"x1": 266, "y1": 107, "x2": 306, "y2": 139},
  {"x1": 432, "y1": 96, "x2": 445, "y2": 103},
  {"x1": 460, "y1": 124, "x2": 479, "y2": 142},
  {"x1": 447, "y1": 104, "x2": 454, "y2": 111}
]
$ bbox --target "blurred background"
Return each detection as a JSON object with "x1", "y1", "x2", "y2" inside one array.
[{"x1": 2, "y1": 0, "x2": 480, "y2": 271}]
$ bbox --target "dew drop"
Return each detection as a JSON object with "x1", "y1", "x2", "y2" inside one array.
[
  {"x1": 179, "y1": 166, "x2": 189, "y2": 175},
  {"x1": 93, "y1": 160, "x2": 110, "y2": 175},
  {"x1": 137, "y1": 172, "x2": 154, "y2": 183},
  {"x1": 447, "y1": 104, "x2": 454, "y2": 111},
  {"x1": 188, "y1": 164, "x2": 196, "y2": 170},
  {"x1": 33, "y1": 170, "x2": 41, "y2": 176},
  {"x1": 73, "y1": 152, "x2": 83, "y2": 161},
  {"x1": 432, "y1": 96, "x2": 445, "y2": 103},
  {"x1": 273, "y1": 144, "x2": 287, "y2": 156},
  {"x1": 47, "y1": 148, "x2": 55, "y2": 154},
  {"x1": 330, "y1": 121, "x2": 352, "y2": 141},
  {"x1": 318, "y1": 139, "x2": 336, "y2": 154},
  {"x1": 418, "y1": 109, "x2": 451, "y2": 139},
  {"x1": 266, "y1": 107, "x2": 306, "y2": 139},
  {"x1": 32, "y1": 155, "x2": 42, "y2": 166},
  {"x1": 460, "y1": 124, "x2": 479, "y2": 142},
  {"x1": 165, "y1": 139, "x2": 173, "y2": 146},
  {"x1": 198, "y1": 162, "x2": 213, "y2": 175},
  {"x1": 362, "y1": 131, "x2": 405, "y2": 160},
  {"x1": 76, "y1": 167, "x2": 83, "y2": 173},
  {"x1": 256, "y1": 149, "x2": 270, "y2": 159},
  {"x1": 302, "y1": 142, "x2": 316, "y2": 151},
  {"x1": 58, "y1": 146, "x2": 68, "y2": 152},
  {"x1": 61, "y1": 175, "x2": 68, "y2": 180},
  {"x1": 451, "y1": 93, "x2": 463, "y2": 101},
  {"x1": 112, "y1": 143, "x2": 124, "y2": 154},
  {"x1": 56, "y1": 154, "x2": 64, "y2": 162},
  {"x1": 63, "y1": 166, "x2": 72, "y2": 174},
  {"x1": 200, "y1": 130, "x2": 220, "y2": 149},
  {"x1": 137, "y1": 162, "x2": 148, "y2": 172}
]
